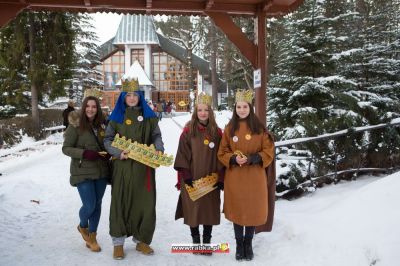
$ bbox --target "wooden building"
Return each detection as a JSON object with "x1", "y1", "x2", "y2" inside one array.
[{"x1": 95, "y1": 14, "x2": 224, "y2": 111}]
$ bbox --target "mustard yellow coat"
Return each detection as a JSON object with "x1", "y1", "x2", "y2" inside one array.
[{"x1": 218, "y1": 121, "x2": 274, "y2": 226}]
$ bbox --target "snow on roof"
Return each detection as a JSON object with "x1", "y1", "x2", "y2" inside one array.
[{"x1": 116, "y1": 60, "x2": 153, "y2": 86}]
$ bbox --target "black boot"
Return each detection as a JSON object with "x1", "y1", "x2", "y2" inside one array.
[
  {"x1": 192, "y1": 234, "x2": 200, "y2": 244},
  {"x1": 202, "y1": 235, "x2": 212, "y2": 256},
  {"x1": 244, "y1": 237, "x2": 254, "y2": 261},
  {"x1": 192, "y1": 234, "x2": 200, "y2": 255},
  {"x1": 235, "y1": 238, "x2": 244, "y2": 261},
  {"x1": 190, "y1": 226, "x2": 201, "y2": 255}
]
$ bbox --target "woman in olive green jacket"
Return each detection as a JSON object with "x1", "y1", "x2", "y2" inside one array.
[{"x1": 62, "y1": 95, "x2": 110, "y2": 253}]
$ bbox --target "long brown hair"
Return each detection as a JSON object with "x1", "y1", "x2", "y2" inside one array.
[
  {"x1": 79, "y1": 96, "x2": 104, "y2": 133},
  {"x1": 187, "y1": 104, "x2": 218, "y2": 138},
  {"x1": 229, "y1": 102, "x2": 266, "y2": 137}
]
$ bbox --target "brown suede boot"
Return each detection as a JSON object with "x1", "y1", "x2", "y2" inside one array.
[
  {"x1": 77, "y1": 225, "x2": 89, "y2": 242},
  {"x1": 136, "y1": 242, "x2": 154, "y2": 255},
  {"x1": 85, "y1": 232, "x2": 101, "y2": 252},
  {"x1": 113, "y1": 245, "x2": 124, "y2": 260}
]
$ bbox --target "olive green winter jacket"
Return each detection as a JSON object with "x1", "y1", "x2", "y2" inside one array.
[{"x1": 62, "y1": 111, "x2": 110, "y2": 186}]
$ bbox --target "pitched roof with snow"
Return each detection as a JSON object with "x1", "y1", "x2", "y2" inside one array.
[
  {"x1": 116, "y1": 60, "x2": 153, "y2": 86},
  {"x1": 113, "y1": 14, "x2": 159, "y2": 45}
]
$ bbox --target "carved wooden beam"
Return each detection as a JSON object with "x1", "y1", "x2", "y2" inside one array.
[
  {"x1": 262, "y1": 0, "x2": 273, "y2": 12},
  {"x1": 206, "y1": 11, "x2": 257, "y2": 67},
  {"x1": 205, "y1": 0, "x2": 214, "y2": 10},
  {"x1": 0, "y1": 3, "x2": 27, "y2": 27},
  {"x1": 265, "y1": 0, "x2": 305, "y2": 16}
]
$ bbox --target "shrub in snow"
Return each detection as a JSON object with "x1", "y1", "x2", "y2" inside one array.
[
  {"x1": 0, "y1": 105, "x2": 16, "y2": 119},
  {"x1": 0, "y1": 109, "x2": 63, "y2": 143}
]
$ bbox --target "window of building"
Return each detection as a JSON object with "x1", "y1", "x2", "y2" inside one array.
[
  {"x1": 159, "y1": 91, "x2": 190, "y2": 112},
  {"x1": 130, "y1": 49, "x2": 145, "y2": 67},
  {"x1": 96, "y1": 50, "x2": 125, "y2": 90},
  {"x1": 152, "y1": 51, "x2": 197, "y2": 92}
]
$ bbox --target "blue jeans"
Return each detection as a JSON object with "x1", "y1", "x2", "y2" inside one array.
[{"x1": 77, "y1": 178, "x2": 107, "y2": 233}]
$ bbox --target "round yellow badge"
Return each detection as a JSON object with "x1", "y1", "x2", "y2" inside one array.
[
  {"x1": 100, "y1": 131, "x2": 105, "y2": 137},
  {"x1": 245, "y1": 134, "x2": 252, "y2": 140},
  {"x1": 220, "y1": 243, "x2": 229, "y2": 252},
  {"x1": 204, "y1": 139, "x2": 210, "y2": 145},
  {"x1": 125, "y1": 119, "x2": 132, "y2": 125}
]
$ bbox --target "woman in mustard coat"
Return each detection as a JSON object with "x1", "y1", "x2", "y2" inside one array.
[{"x1": 218, "y1": 89, "x2": 275, "y2": 261}]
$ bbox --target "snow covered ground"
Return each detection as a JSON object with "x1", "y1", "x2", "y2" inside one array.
[{"x1": 0, "y1": 113, "x2": 398, "y2": 266}]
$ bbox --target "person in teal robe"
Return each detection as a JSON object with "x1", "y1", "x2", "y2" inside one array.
[{"x1": 104, "y1": 79, "x2": 164, "y2": 259}]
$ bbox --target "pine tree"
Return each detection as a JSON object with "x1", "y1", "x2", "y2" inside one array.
[
  {"x1": 268, "y1": 0, "x2": 368, "y2": 189},
  {"x1": 269, "y1": 0, "x2": 340, "y2": 139},
  {"x1": 71, "y1": 13, "x2": 102, "y2": 104},
  {"x1": 0, "y1": 13, "x2": 29, "y2": 116},
  {"x1": 0, "y1": 11, "x2": 98, "y2": 135},
  {"x1": 268, "y1": 0, "x2": 400, "y2": 192}
]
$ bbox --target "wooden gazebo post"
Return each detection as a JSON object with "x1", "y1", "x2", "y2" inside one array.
[
  {"x1": 206, "y1": 11, "x2": 268, "y2": 125},
  {"x1": 255, "y1": 10, "x2": 267, "y2": 125}
]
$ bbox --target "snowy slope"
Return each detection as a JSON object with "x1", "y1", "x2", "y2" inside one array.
[{"x1": 0, "y1": 114, "x2": 398, "y2": 266}]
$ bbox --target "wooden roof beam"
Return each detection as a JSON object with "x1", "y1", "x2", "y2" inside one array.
[
  {"x1": 17, "y1": 0, "x2": 143, "y2": 9},
  {"x1": 152, "y1": 2, "x2": 255, "y2": 15},
  {"x1": 265, "y1": 0, "x2": 305, "y2": 17},
  {"x1": 83, "y1": 0, "x2": 94, "y2": 11},
  {"x1": 0, "y1": 0, "x2": 304, "y2": 27},
  {"x1": 0, "y1": 1, "x2": 260, "y2": 16},
  {"x1": 206, "y1": 11, "x2": 257, "y2": 67},
  {"x1": 205, "y1": 0, "x2": 214, "y2": 10},
  {"x1": 0, "y1": 3, "x2": 27, "y2": 27},
  {"x1": 146, "y1": 0, "x2": 152, "y2": 14},
  {"x1": 262, "y1": 0, "x2": 273, "y2": 12}
]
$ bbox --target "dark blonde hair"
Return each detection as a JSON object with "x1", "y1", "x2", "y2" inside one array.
[
  {"x1": 187, "y1": 104, "x2": 218, "y2": 138},
  {"x1": 79, "y1": 96, "x2": 104, "y2": 133}
]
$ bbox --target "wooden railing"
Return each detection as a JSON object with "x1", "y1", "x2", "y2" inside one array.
[
  {"x1": 43, "y1": 125, "x2": 65, "y2": 135},
  {"x1": 274, "y1": 119, "x2": 400, "y2": 199}
]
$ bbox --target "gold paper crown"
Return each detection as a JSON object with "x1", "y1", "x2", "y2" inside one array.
[
  {"x1": 235, "y1": 89, "x2": 254, "y2": 104},
  {"x1": 196, "y1": 92, "x2": 212, "y2": 106},
  {"x1": 234, "y1": 150, "x2": 247, "y2": 159},
  {"x1": 111, "y1": 134, "x2": 174, "y2": 168},
  {"x1": 83, "y1": 88, "x2": 103, "y2": 99},
  {"x1": 121, "y1": 78, "x2": 139, "y2": 92},
  {"x1": 185, "y1": 173, "x2": 218, "y2": 201}
]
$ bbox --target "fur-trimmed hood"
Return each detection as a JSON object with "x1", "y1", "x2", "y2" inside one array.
[{"x1": 68, "y1": 110, "x2": 80, "y2": 128}]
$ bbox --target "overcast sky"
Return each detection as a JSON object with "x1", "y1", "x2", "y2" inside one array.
[{"x1": 89, "y1": 12, "x2": 122, "y2": 45}]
